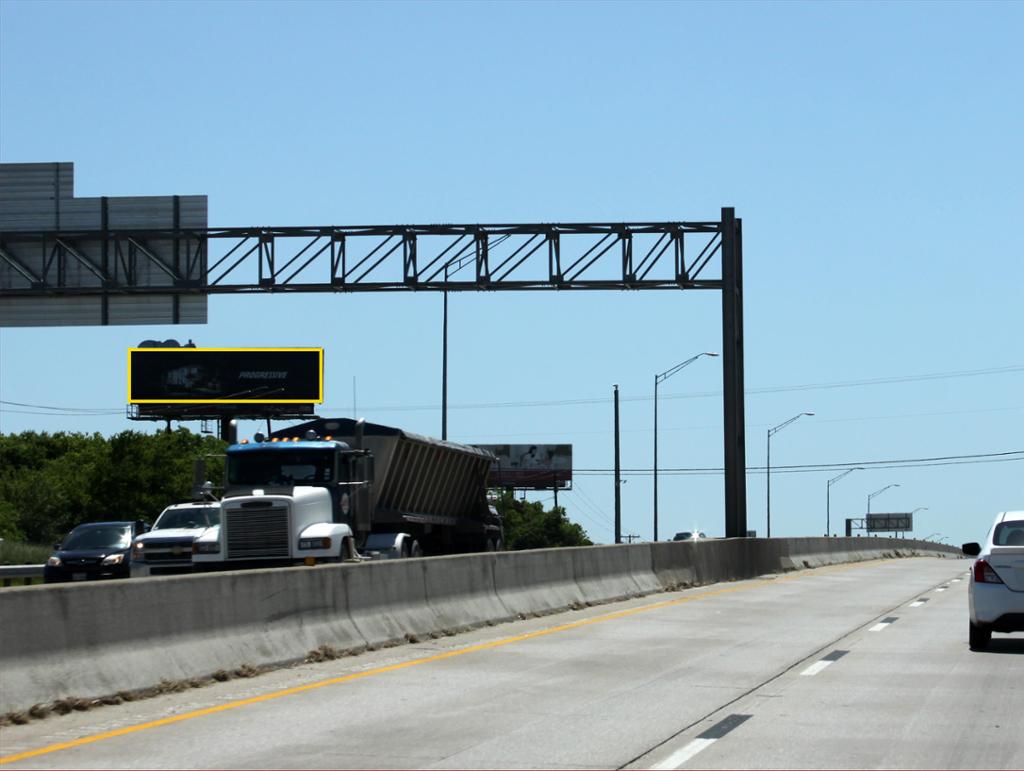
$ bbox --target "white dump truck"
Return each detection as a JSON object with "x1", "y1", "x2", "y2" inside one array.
[{"x1": 192, "y1": 418, "x2": 503, "y2": 568}]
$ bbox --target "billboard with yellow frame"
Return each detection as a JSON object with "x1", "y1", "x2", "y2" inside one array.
[{"x1": 128, "y1": 347, "x2": 323, "y2": 404}]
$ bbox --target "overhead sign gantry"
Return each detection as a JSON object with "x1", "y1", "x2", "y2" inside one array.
[{"x1": 0, "y1": 162, "x2": 748, "y2": 538}]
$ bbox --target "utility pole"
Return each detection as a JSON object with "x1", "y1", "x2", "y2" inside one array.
[{"x1": 614, "y1": 383, "x2": 621, "y2": 545}]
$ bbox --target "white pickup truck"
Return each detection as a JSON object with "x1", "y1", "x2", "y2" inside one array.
[{"x1": 131, "y1": 501, "x2": 221, "y2": 577}]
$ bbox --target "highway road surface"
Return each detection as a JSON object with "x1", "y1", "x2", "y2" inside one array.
[{"x1": 2, "y1": 556, "x2": 1021, "y2": 769}]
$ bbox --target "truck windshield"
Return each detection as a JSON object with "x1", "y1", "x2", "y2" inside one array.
[{"x1": 228, "y1": 450, "x2": 334, "y2": 486}]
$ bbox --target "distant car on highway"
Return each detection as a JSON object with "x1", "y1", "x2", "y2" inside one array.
[
  {"x1": 962, "y1": 510, "x2": 1024, "y2": 650},
  {"x1": 672, "y1": 531, "x2": 709, "y2": 542},
  {"x1": 44, "y1": 520, "x2": 148, "y2": 583},
  {"x1": 131, "y1": 501, "x2": 221, "y2": 577}
]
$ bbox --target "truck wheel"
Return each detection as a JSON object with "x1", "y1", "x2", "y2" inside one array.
[
  {"x1": 342, "y1": 537, "x2": 358, "y2": 562},
  {"x1": 485, "y1": 539, "x2": 496, "y2": 552},
  {"x1": 409, "y1": 540, "x2": 423, "y2": 558},
  {"x1": 494, "y1": 538, "x2": 504, "y2": 552}
]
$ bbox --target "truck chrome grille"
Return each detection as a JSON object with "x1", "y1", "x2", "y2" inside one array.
[
  {"x1": 225, "y1": 506, "x2": 290, "y2": 558},
  {"x1": 144, "y1": 541, "x2": 193, "y2": 562}
]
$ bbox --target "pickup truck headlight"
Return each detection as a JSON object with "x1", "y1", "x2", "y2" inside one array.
[
  {"x1": 46, "y1": 555, "x2": 62, "y2": 567},
  {"x1": 193, "y1": 542, "x2": 221, "y2": 554},
  {"x1": 299, "y1": 537, "x2": 331, "y2": 550},
  {"x1": 102, "y1": 553, "x2": 125, "y2": 566}
]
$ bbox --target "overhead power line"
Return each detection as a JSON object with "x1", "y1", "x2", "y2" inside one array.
[
  {"x1": 2, "y1": 364, "x2": 1021, "y2": 418},
  {"x1": 350, "y1": 363, "x2": 1024, "y2": 412},
  {"x1": 573, "y1": 450, "x2": 1024, "y2": 477}
]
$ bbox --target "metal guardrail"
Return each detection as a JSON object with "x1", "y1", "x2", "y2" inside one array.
[{"x1": 0, "y1": 564, "x2": 44, "y2": 587}]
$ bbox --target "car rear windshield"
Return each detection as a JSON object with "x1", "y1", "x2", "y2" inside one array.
[
  {"x1": 993, "y1": 522, "x2": 1024, "y2": 546},
  {"x1": 63, "y1": 526, "x2": 131, "y2": 550},
  {"x1": 154, "y1": 507, "x2": 220, "y2": 530}
]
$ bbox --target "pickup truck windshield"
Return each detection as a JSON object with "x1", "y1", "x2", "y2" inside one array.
[
  {"x1": 154, "y1": 507, "x2": 220, "y2": 530},
  {"x1": 228, "y1": 450, "x2": 334, "y2": 486}
]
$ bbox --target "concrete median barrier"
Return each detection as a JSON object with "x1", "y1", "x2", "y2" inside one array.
[
  {"x1": 492, "y1": 547, "x2": 585, "y2": 616},
  {"x1": 422, "y1": 553, "x2": 515, "y2": 633},
  {"x1": 571, "y1": 543, "x2": 659, "y2": 605},
  {"x1": 343, "y1": 558, "x2": 434, "y2": 647},
  {"x1": 0, "y1": 537, "x2": 959, "y2": 714}
]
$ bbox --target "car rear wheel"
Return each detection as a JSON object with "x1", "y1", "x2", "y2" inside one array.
[{"x1": 969, "y1": 621, "x2": 991, "y2": 650}]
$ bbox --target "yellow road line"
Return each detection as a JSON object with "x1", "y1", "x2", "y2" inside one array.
[{"x1": 0, "y1": 559, "x2": 881, "y2": 765}]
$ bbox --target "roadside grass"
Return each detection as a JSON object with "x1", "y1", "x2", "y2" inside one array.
[
  {"x1": 0, "y1": 540, "x2": 51, "y2": 564},
  {"x1": 0, "y1": 540, "x2": 50, "y2": 587}
]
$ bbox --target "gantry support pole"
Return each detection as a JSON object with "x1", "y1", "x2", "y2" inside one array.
[{"x1": 720, "y1": 207, "x2": 748, "y2": 538}]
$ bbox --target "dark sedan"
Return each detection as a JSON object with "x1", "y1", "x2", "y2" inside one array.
[{"x1": 44, "y1": 521, "x2": 148, "y2": 583}]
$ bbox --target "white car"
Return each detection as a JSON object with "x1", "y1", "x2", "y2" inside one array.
[
  {"x1": 672, "y1": 531, "x2": 709, "y2": 542},
  {"x1": 962, "y1": 511, "x2": 1024, "y2": 650},
  {"x1": 131, "y1": 501, "x2": 220, "y2": 577}
]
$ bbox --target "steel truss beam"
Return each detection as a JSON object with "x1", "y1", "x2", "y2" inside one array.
[{"x1": 1, "y1": 221, "x2": 725, "y2": 295}]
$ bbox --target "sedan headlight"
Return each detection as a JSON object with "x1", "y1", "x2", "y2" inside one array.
[
  {"x1": 101, "y1": 553, "x2": 125, "y2": 566},
  {"x1": 46, "y1": 555, "x2": 62, "y2": 567}
]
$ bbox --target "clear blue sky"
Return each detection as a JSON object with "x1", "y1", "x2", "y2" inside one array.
[{"x1": 1, "y1": 1, "x2": 1021, "y2": 547}]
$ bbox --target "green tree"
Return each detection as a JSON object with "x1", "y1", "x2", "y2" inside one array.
[
  {"x1": 0, "y1": 429, "x2": 226, "y2": 544},
  {"x1": 493, "y1": 490, "x2": 592, "y2": 550}
]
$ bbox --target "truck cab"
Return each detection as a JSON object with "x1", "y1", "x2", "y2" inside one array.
[{"x1": 192, "y1": 435, "x2": 367, "y2": 567}]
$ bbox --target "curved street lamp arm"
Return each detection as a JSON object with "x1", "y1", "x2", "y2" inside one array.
[
  {"x1": 769, "y1": 411, "x2": 815, "y2": 438},
  {"x1": 868, "y1": 483, "x2": 900, "y2": 502},
  {"x1": 656, "y1": 351, "x2": 718, "y2": 385},
  {"x1": 828, "y1": 466, "x2": 864, "y2": 488}
]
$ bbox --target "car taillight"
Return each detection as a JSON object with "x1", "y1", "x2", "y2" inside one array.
[{"x1": 973, "y1": 559, "x2": 1004, "y2": 584}]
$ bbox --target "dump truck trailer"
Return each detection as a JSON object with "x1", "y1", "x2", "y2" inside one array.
[{"x1": 192, "y1": 418, "x2": 502, "y2": 567}]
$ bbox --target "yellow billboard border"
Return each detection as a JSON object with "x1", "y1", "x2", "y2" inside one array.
[{"x1": 128, "y1": 347, "x2": 324, "y2": 404}]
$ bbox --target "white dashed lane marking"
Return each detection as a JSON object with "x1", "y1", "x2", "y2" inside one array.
[
  {"x1": 910, "y1": 598, "x2": 929, "y2": 607},
  {"x1": 650, "y1": 714, "x2": 752, "y2": 770},
  {"x1": 800, "y1": 649, "x2": 849, "y2": 677},
  {"x1": 870, "y1": 616, "x2": 899, "y2": 632}
]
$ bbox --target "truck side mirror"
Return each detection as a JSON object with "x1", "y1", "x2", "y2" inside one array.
[{"x1": 962, "y1": 542, "x2": 981, "y2": 557}]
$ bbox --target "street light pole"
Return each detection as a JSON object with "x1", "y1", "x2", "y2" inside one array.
[
  {"x1": 614, "y1": 383, "x2": 621, "y2": 545},
  {"x1": 440, "y1": 254, "x2": 474, "y2": 441},
  {"x1": 653, "y1": 352, "x2": 717, "y2": 542},
  {"x1": 766, "y1": 412, "x2": 814, "y2": 538},
  {"x1": 826, "y1": 467, "x2": 864, "y2": 537},
  {"x1": 909, "y1": 506, "x2": 928, "y2": 539}
]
